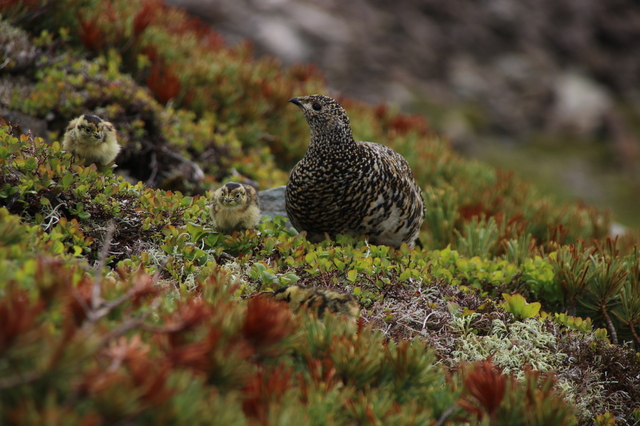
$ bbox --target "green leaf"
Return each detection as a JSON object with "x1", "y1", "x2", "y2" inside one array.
[
  {"x1": 50, "y1": 240, "x2": 65, "y2": 255},
  {"x1": 347, "y1": 269, "x2": 358, "y2": 282},
  {"x1": 502, "y1": 293, "x2": 541, "y2": 319},
  {"x1": 333, "y1": 258, "x2": 346, "y2": 271},
  {"x1": 305, "y1": 252, "x2": 316, "y2": 263},
  {"x1": 60, "y1": 173, "x2": 74, "y2": 189}
]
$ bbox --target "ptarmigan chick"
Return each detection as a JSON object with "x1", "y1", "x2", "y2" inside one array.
[
  {"x1": 210, "y1": 182, "x2": 261, "y2": 234},
  {"x1": 273, "y1": 285, "x2": 360, "y2": 319},
  {"x1": 62, "y1": 114, "x2": 120, "y2": 166},
  {"x1": 286, "y1": 94, "x2": 425, "y2": 249}
]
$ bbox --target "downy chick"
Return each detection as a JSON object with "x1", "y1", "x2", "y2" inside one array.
[
  {"x1": 272, "y1": 285, "x2": 360, "y2": 319},
  {"x1": 62, "y1": 114, "x2": 120, "y2": 166},
  {"x1": 210, "y1": 182, "x2": 261, "y2": 234}
]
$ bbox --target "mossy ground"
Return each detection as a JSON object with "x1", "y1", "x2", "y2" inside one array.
[{"x1": 1, "y1": 2, "x2": 640, "y2": 424}]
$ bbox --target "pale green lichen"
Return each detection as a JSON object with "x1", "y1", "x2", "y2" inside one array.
[
  {"x1": 221, "y1": 260, "x2": 257, "y2": 294},
  {"x1": 0, "y1": 19, "x2": 39, "y2": 72},
  {"x1": 452, "y1": 318, "x2": 567, "y2": 378},
  {"x1": 450, "y1": 317, "x2": 616, "y2": 421}
]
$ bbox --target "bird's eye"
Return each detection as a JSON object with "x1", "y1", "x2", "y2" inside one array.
[
  {"x1": 85, "y1": 128, "x2": 91, "y2": 133},
  {"x1": 312, "y1": 102, "x2": 322, "y2": 111}
]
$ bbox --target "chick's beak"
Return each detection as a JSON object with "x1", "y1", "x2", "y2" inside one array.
[{"x1": 289, "y1": 97, "x2": 303, "y2": 108}]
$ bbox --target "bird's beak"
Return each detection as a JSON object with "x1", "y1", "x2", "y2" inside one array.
[{"x1": 289, "y1": 97, "x2": 302, "y2": 107}]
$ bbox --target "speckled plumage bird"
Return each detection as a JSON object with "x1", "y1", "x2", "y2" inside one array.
[
  {"x1": 62, "y1": 114, "x2": 120, "y2": 166},
  {"x1": 285, "y1": 94, "x2": 425, "y2": 249},
  {"x1": 210, "y1": 182, "x2": 261, "y2": 234},
  {"x1": 272, "y1": 285, "x2": 360, "y2": 319}
]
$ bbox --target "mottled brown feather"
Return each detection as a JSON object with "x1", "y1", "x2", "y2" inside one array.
[
  {"x1": 272, "y1": 285, "x2": 360, "y2": 319},
  {"x1": 285, "y1": 94, "x2": 424, "y2": 248}
]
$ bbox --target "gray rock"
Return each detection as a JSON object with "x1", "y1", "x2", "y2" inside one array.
[
  {"x1": 548, "y1": 71, "x2": 612, "y2": 136},
  {"x1": 0, "y1": 109, "x2": 51, "y2": 143},
  {"x1": 166, "y1": 0, "x2": 640, "y2": 145},
  {"x1": 610, "y1": 222, "x2": 628, "y2": 238},
  {"x1": 258, "y1": 185, "x2": 295, "y2": 229}
]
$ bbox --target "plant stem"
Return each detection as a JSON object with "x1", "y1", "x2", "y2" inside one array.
[
  {"x1": 629, "y1": 321, "x2": 640, "y2": 348},
  {"x1": 601, "y1": 304, "x2": 618, "y2": 345}
]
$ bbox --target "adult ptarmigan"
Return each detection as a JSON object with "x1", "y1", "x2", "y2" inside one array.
[{"x1": 285, "y1": 94, "x2": 424, "y2": 249}]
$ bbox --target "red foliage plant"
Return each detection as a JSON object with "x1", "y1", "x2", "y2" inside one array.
[
  {"x1": 242, "y1": 364, "x2": 293, "y2": 422},
  {"x1": 242, "y1": 297, "x2": 295, "y2": 353},
  {"x1": 374, "y1": 103, "x2": 429, "y2": 136},
  {"x1": 101, "y1": 334, "x2": 173, "y2": 406},
  {"x1": 0, "y1": 0, "x2": 41, "y2": 11},
  {"x1": 388, "y1": 113, "x2": 428, "y2": 136},
  {"x1": 0, "y1": 285, "x2": 44, "y2": 352},
  {"x1": 298, "y1": 356, "x2": 340, "y2": 403},
  {"x1": 76, "y1": 13, "x2": 104, "y2": 52},
  {"x1": 373, "y1": 103, "x2": 389, "y2": 120},
  {"x1": 502, "y1": 213, "x2": 528, "y2": 238},
  {"x1": 140, "y1": 45, "x2": 159, "y2": 62},
  {"x1": 199, "y1": 27, "x2": 226, "y2": 52},
  {"x1": 458, "y1": 202, "x2": 492, "y2": 221},
  {"x1": 121, "y1": 270, "x2": 165, "y2": 309},
  {"x1": 160, "y1": 298, "x2": 214, "y2": 347},
  {"x1": 64, "y1": 274, "x2": 95, "y2": 327},
  {"x1": 80, "y1": 335, "x2": 173, "y2": 407},
  {"x1": 146, "y1": 60, "x2": 181, "y2": 104},
  {"x1": 133, "y1": 0, "x2": 164, "y2": 37},
  {"x1": 547, "y1": 225, "x2": 570, "y2": 247},
  {"x1": 458, "y1": 359, "x2": 508, "y2": 422},
  {"x1": 153, "y1": 297, "x2": 257, "y2": 377},
  {"x1": 288, "y1": 63, "x2": 325, "y2": 84},
  {"x1": 162, "y1": 328, "x2": 222, "y2": 374}
]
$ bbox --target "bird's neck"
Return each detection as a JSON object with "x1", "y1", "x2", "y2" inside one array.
[{"x1": 308, "y1": 127, "x2": 357, "y2": 159}]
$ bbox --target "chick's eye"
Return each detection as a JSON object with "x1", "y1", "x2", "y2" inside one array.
[{"x1": 312, "y1": 102, "x2": 322, "y2": 111}]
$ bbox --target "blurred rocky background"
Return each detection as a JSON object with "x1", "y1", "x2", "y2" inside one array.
[{"x1": 167, "y1": 0, "x2": 640, "y2": 227}]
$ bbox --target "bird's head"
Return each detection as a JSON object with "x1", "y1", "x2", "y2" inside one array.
[
  {"x1": 75, "y1": 114, "x2": 106, "y2": 142},
  {"x1": 76, "y1": 114, "x2": 103, "y2": 142},
  {"x1": 289, "y1": 95, "x2": 353, "y2": 140},
  {"x1": 219, "y1": 182, "x2": 247, "y2": 206}
]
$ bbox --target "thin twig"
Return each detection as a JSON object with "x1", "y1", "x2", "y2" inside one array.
[
  {"x1": 437, "y1": 404, "x2": 457, "y2": 426},
  {"x1": 97, "y1": 297, "x2": 163, "y2": 349},
  {"x1": 92, "y1": 220, "x2": 116, "y2": 313},
  {"x1": 245, "y1": 290, "x2": 275, "y2": 299},
  {"x1": 145, "y1": 151, "x2": 158, "y2": 186},
  {"x1": 72, "y1": 286, "x2": 92, "y2": 322},
  {"x1": 95, "y1": 254, "x2": 171, "y2": 323},
  {"x1": 219, "y1": 252, "x2": 236, "y2": 262}
]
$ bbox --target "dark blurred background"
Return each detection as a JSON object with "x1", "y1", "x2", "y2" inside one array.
[{"x1": 167, "y1": 0, "x2": 640, "y2": 228}]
